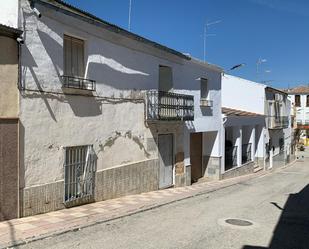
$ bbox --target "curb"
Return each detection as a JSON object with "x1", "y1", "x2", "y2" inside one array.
[{"x1": 3, "y1": 159, "x2": 299, "y2": 248}]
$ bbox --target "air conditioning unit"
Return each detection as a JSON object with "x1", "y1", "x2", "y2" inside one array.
[{"x1": 200, "y1": 99, "x2": 213, "y2": 107}]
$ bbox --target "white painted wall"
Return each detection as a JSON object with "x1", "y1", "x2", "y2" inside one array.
[
  {"x1": 288, "y1": 94, "x2": 309, "y2": 124},
  {"x1": 222, "y1": 74, "x2": 266, "y2": 114},
  {"x1": 19, "y1": 1, "x2": 222, "y2": 187},
  {"x1": 221, "y1": 75, "x2": 267, "y2": 169},
  {"x1": 265, "y1": 90, "x2": 292, "y2": 157},
  {"x1": 0, "y1": 0, "x2": 19, "y2": 28}
]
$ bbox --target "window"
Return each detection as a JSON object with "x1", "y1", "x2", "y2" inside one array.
[
  {"x1": 159, "y1": 65, "x2": 173, "y2": 92},
  {"x1": 64, "y1": 145, "x2": 96, "y2": 205},
  {"x1": 295, "y1": 95, "x2": 301, "y2": 107},
  {"x1": 62, "y1": 35, "x2": 95, "y2": 91},
  {"x1": 306, "y1": 95, "x2": 309, "y2": 107},
  {"x1": 200, "y1": 78, "x2": 208, "y2": 100},
  {"x1": 63, "y1": 35, "x2": 84, "y2": 77}
]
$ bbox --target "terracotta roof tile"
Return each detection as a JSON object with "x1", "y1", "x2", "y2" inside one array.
[
  {"x1": 286, "y1": 85, "x2": 309, "y2": 94},
  {"x1": 222, "y1": 107, "x2": 264, "y2": 117}
]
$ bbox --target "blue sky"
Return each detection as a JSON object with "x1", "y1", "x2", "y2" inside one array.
[{"x1": 65, "y1": 0, "x2": 309, "y2": 89}]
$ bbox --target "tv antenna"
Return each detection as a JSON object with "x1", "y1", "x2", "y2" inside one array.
[{"x1": 203, "y1": 20, "x2": 221, "y2": 62}]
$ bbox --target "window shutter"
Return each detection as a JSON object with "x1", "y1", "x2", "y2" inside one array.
[
  {"x1": 200, "y1": 78, "x2": 208, "y2": 99},
  {"x1": 63, "y1": 35, "x2": 84, "y2": 77},
  {"x1": 63, "y1": 35, "x2": 72, "y2": 76}
]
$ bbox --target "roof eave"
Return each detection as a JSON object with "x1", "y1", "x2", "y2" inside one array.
[
  {"x1": 34, "y1": 0, "x2": 191, "y2": 60},
  {"x1": 0, "y1": 24, "x2": 23, "y2": 38}
]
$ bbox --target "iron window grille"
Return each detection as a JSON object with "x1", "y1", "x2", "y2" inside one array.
[
  {"x1": 61, "y1": 75, "x2": 96, "y2": 91},
  {"x1": 146, "y1": 90, "x2": 194, "y2": 121},
  {"x1": 64, "y1": 145, "x2": 96, "y2": 205},
  {"x1": 225, "y1": 146, "x2": 238, "y2": 171},
  {"x1": 242, "y1": 143, "x2": 252, "y2": 164}
]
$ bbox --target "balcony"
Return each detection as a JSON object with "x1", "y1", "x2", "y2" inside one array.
[
  {"x1": 267, "y1": 116, "x2": 289, "y2": 129},
  {"x1": 146, "y1": 90, "x2": 194, "y2": 121},
  {"x1": 61, "y1": 75, "x2": 96, "y2": 91}
]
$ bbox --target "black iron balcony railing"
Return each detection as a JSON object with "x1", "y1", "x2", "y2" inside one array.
[
  {"x1": 146, "y1": 90, "x2": 194, "y2": 121},
  {"x1": 61, "y1": 75, "x2": 96, "y2": 91},
  {"x1": 242, "y1": 143, "x2": 252, "y2": 164},
  {"x1": 225, "y1": 146, "x2": 238, "y2": 171},
  {"x1": 267, "y1": 116, "x2": 289, "y2": 129}
]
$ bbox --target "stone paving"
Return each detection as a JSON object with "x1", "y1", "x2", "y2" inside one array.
[{"x1": 0, "y1": 164, "x2": 296, "y2": 249}]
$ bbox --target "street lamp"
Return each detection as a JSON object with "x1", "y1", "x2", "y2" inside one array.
[{"x1": 229, "y1": 63, "x2": 246, "y2": 71}]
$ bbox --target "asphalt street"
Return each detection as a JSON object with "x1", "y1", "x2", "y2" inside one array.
[{"x1": 19, "y1": 152, "x2": 309, "y2": 249}]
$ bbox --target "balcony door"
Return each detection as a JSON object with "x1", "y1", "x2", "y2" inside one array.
[{"x1": 158, "y1": 134, "x2": 174, "y2": 189}]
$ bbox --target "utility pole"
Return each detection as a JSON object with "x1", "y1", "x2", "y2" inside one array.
[
  {"x1": 203, "y1": 20, "x2": 221, "y2": 62},
  {"x1": 128, "y1": 0, "x2": 132, "y2": 31}
]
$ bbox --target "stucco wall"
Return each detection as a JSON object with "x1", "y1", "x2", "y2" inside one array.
[
  {"x1": 19, "y1": 1, "x2": 222, "y2": 189},
  {"x1": 289, "y1": 94, "x2": 309, "y2": 123},
  {"x1": 222, "y1": 74, "x2": 266, "y2": 114},
  {"x1": 0, "y1": 36, "x2": 19, "y2": 117},
  {"x1": 0, "y1": 0, "x2": 19, "y2": 28}
]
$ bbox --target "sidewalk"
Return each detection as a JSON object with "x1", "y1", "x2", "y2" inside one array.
[{"x1": 0, "y1": 164, "x2": 295, "y2": 249}]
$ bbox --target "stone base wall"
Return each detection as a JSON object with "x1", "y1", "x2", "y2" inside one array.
[
  {"x1": 185, "y1": 165, "x2": 191, "y2": 186},
  {"x1": 255, "y1": 157, "x2": 264, "y2": 167},
  {"x1": 272, "y1": 153, "x2": 286, "y2": 169},
  {"x1": 95, "y1": 159, "x2": 158, "y2": 201},
  {"x1": 175, "y1": 174, "x2": 186, "y2": 187},
  {"x1": 21, "y1": 159, "x2": 158, "y2": 217},
  {"x1": 21, "y1": 181, "x2": 65, "y2": 217},
  {"x1": 222, "y1": 161, "x2": 255, "y2": 180},
  {"x1": 204, "y1": 156, "x2": 221, "y2": 180}
]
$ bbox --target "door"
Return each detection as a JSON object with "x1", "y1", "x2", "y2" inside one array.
[
  {"x1": 158, "y1": 134, "x2": 174, "y2": 189},
  {"x1": 190, "y1": 132, "x2": 203, "y2": 183},
  {"x1": 0, "y1": 119, "x2": 19, "y2": 221}
]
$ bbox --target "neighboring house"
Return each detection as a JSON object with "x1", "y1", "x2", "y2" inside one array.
[
  {"x1": 265, "y1": 87, "x2": 293, "y2": 168},
  {"x1": 221, "y1": 75, "x2": 294, "y2": 178},
  {"x1": 0, "y1": 23, "x2": 23, "y2": 221},
  {"x1": 286, "y1": 86, "x2": 309, "y2": 134},
  {"x1": 0, "y1": 0, "x2": 223, "y2": 219},
  {"x1": 221, "y1": 75, "x2": 266, "y2": 179}
]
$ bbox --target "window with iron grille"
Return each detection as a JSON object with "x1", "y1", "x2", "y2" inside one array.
[{"x1": 64, "y1": 145, "x2": 96, "y2": 205}]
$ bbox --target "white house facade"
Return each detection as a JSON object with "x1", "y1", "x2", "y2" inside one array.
[
  {"x1": 221, "y1": 74, "x2": 266, "y2": 178},
  {"x1": 265, "y1": 87, "x2": 293, "y2": 168},
  {"x1": 221, "y1": 75, "x2": 294, "y2": 178},
  {"x1": 286, "y1": 86, "x2": 309, "y2": 128},
  {"x1": 0, "y1": 0, "x2": 223, "y2": 219}
]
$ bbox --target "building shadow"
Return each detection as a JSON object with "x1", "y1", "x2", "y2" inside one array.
[
  {"x1": 243, "y1": 184, "x2": 309, "y2": 249},
  {"x1": 0, "y1": 215, "x2": 19, "y2": 248}
]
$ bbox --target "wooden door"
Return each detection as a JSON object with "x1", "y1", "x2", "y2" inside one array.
[{"x1": 190, "y1": 133, "x2": 203, "y2": 183}]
